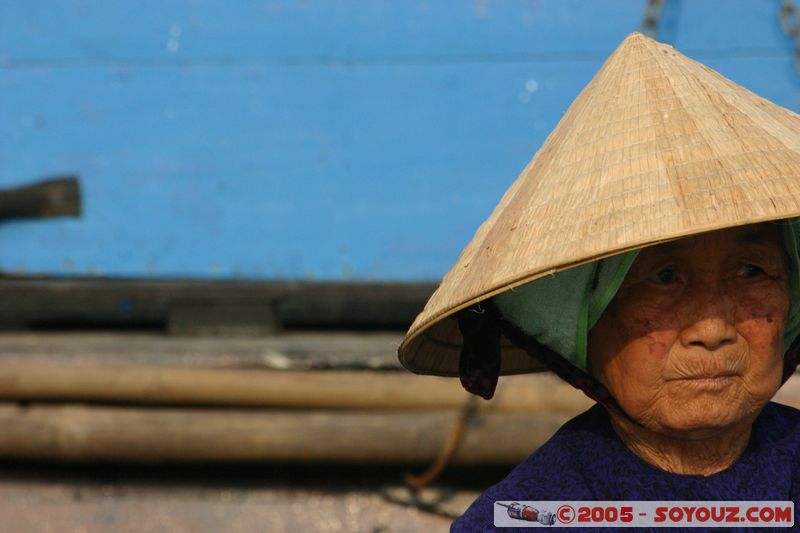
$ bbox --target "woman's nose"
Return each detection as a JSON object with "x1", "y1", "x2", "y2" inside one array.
[{"x1": 678, "y1": 283, "x2": 738, "y2": 351}]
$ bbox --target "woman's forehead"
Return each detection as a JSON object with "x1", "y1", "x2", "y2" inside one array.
[{"x1": 643, "y1": 223, "x2": 784, "y2": 257}]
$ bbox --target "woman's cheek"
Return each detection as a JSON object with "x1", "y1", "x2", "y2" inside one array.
[
  {"x1": 614, "y1": 309, "x2": 675, "y2": 382},
  {"x1": 618, "y1": 298, "x2": 680, "y2": 345},
  {"x1": 736, "y1": 315, "x2": 783, "y2": 351},
  {"x1": 734, "y1": 287, "x2": 789, "y2": 350},
  {"x1": 617, "y1": 304, "x2": 678, "y2": 393},
  {"x1": 736, "y1": 317, "x2": 785, "y2": 372}
]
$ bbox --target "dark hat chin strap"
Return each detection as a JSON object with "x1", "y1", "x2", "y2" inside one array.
[
  {"x1": 456, "y1": 299, "x2": 629, "y2": 416},
  {"x1": 456, "y1": 303, "x2": 501, "y2": 400},
  {"x1": 457, "y1": 299, "x2": 800, "y2": 425}
]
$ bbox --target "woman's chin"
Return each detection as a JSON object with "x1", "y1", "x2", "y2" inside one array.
[{"x1": 653, "y1": 398, "x2": 757, "y2": 437}]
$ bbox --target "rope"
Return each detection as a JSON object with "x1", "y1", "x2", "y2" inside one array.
[{"x1": 403, "y1": 395, "x2": 479, "y2": 488}]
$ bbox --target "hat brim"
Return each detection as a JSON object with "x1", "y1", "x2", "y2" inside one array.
[{"x1": 399, "y1": 218, "x2": 800, "y2": 376}]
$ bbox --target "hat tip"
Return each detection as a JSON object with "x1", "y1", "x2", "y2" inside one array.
[
  {"x1": 620, "y1": 31, "x2": 673, "y2": 50},
  {"x1": 624, "y1": 31, "x2": 649, "y2": 42},
  {"x1": 624, "y1": 31, "x2": 674, "y2": 45}
]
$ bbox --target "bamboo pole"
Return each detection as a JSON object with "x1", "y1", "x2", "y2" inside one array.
[
  {"x1": 0, "y1": 403, "x2": 569, "y2": 464},
  {"x1": 0, "y1": 363, "x2": 593, "y2": 413}
]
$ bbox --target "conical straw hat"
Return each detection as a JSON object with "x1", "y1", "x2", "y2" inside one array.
[{"x1": 399, "y1": 32, "x2": 800, "y2": 377}]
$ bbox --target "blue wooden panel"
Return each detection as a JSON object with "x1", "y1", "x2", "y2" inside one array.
[
  {"x1": 0, "y1": 1, "x2": 798, "y2": 281},
  {"x1": 672, "y1": 0, "x2": 789, "y2": 53},
  {"x1": 0, "y1": 0, "x2": 644, "y2": 63},
  {"x1": 0, "y1": 60, "x2": 600, "y2": 279}
]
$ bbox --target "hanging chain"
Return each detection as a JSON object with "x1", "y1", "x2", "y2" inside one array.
[
  {"x1": 640, "y1": 0, "x2": 666, "y2": 39},
  {"x1": 779, "y1": 0, "x2": 800, "y2": 71}
]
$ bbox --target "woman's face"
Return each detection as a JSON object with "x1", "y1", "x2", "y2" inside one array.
[{"x1": 589, "y1": 223, "x2": 791, "y2": 436}]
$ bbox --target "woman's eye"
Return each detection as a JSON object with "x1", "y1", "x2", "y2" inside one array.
[
  {"x1": 653, "y1": 267, "x2": 676, "y2": 284},
  {"x1": 738, "y1": 264, "x2": 766, "y2": 279}
]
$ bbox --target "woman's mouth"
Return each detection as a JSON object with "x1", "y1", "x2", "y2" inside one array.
[{"x1": 678, "y1": 372, "x2": 740, "y2": 387}]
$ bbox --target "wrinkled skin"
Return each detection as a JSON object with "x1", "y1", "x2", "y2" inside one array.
[{"x1": 588, "y1": 223, "x2": 791, "y2": 475}]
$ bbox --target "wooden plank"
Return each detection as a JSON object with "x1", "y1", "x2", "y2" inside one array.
[
  {"x1": 167, "y1": 304, "x2": 279, "y2": 336},
  {"x1": 0, "y1": 279, "x2": 434, "y2": 330},
  {"x1": 0, "y1": 331, "x2": 407, "y2": 369}
]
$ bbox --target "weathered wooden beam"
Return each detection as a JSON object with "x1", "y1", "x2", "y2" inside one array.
[
  {"x1": 0, "y1": 279, "x2": 435, "y2": 331},
  {"x1": 0, "y1": 331, "x2": 406, "y2": 369},
  {"x1": 167, "y1": 304, "x2": 280, "y2": 336}
]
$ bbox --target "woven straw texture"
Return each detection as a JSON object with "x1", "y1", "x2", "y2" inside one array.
[{"x1": 399, "y1": 32, "x2": 800, "y2": 377}]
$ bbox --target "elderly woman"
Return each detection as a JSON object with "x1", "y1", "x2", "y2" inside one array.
[
  {"x1": 398, "y1": 33, "x2": 800, "y2": 531},
  {"x1": 453, "y1": 221, "x2": 800, "y2": 530}
]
